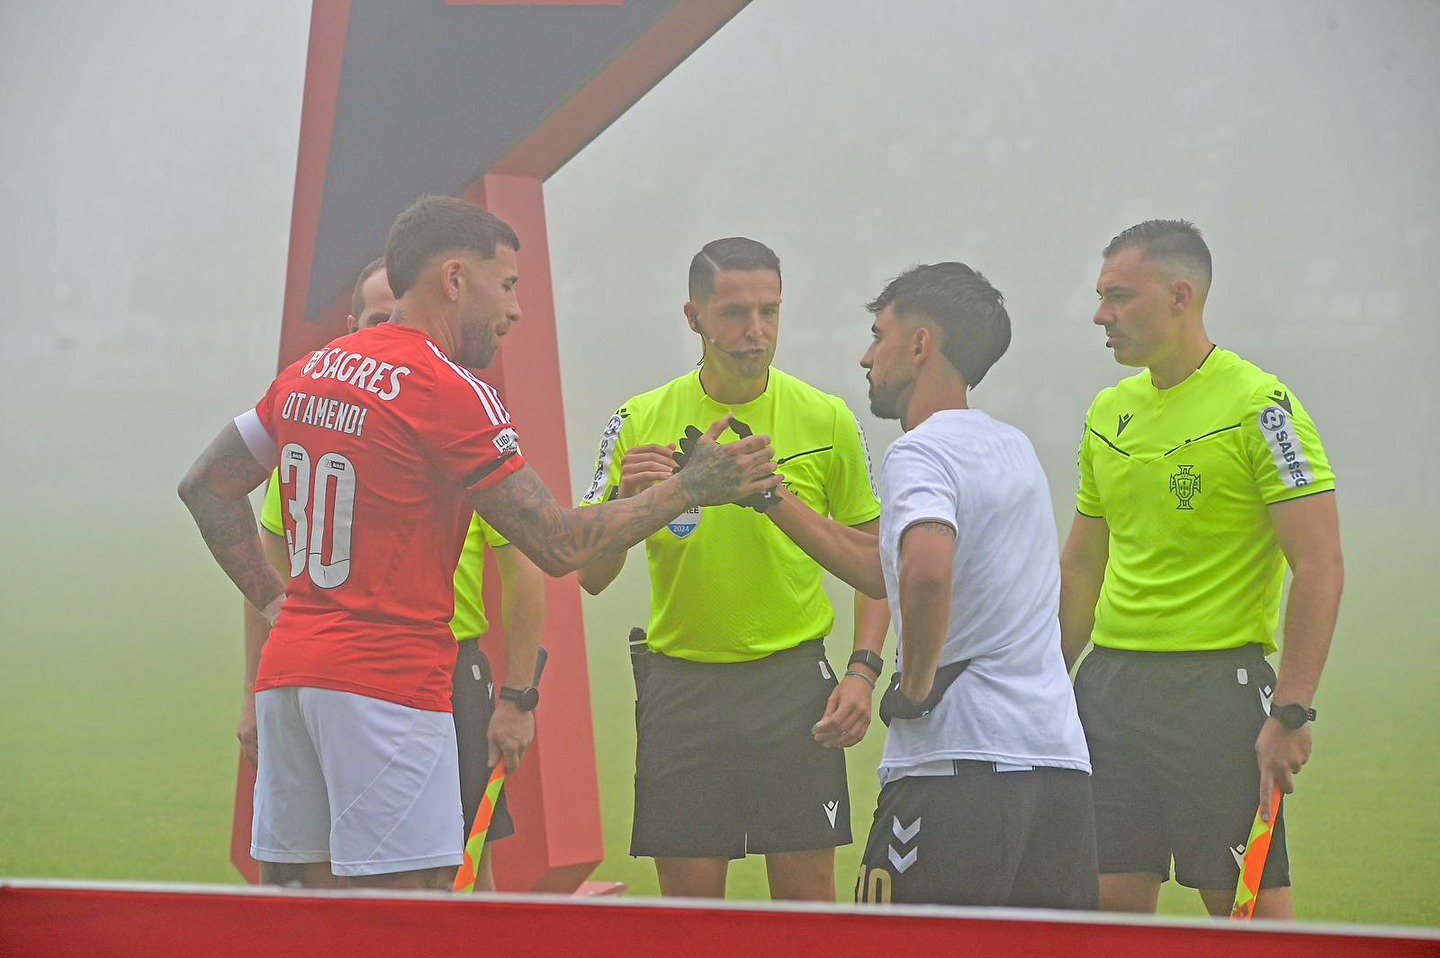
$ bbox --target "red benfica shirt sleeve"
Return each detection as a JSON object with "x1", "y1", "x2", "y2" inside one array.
[{"x1": 415, "y1": 339, "x2": 527, "y2": 492}]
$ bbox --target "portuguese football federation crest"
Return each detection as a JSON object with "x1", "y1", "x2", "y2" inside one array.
[{"x1": 1170, "y1": 464, "x2": 1201, "y2": 511}]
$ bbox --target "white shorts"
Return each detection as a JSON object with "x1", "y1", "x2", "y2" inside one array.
[{"x1": 252, "y1": 687, "x2": 462, "y2": 877}]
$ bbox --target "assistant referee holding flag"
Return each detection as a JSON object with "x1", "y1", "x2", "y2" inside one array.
[{"x1": 1060, "y1": 219, "x2": 1344, "y2": 919}]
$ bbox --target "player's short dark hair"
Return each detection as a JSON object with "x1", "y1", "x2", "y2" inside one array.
[
  {"x1": 350, "y1": 256, "x2": 387, "y2": 318},
  {"x1": 688, "y1": 237, "x2": 781, "y2": 303},
  {"x1": 867, "y1": 263, "x2": 1011, "y2": 388},
  {"x1": 1103, "y1": 219, "x2": 1212, "y2": 291},
  {"x1": 384, "y1": 195, "x2": 520, "y2": 298}
]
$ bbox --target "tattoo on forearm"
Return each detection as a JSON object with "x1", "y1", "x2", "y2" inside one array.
[
  {"x1": 181, "y1": 425, "x2": 285, "y2": 609},
  {"x1": 190, "y1": 491, "x2": 285, "y2": 607},
  {"x1": 674, "y1": 439, "x2": 745, "y2": 506},
  {"x1": 477, "y1": 467, "x2": 684, "y2": 576}
]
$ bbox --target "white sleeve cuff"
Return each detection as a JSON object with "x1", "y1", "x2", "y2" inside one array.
[{"x1": 234, "y1": 408, "x2": 278, "y2": 470}]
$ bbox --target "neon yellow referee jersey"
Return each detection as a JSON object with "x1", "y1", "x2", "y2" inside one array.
[
  {"x1": 262, "y1": 469, "x2": 503, "y2": 642},
  {"x1": 580, "y1": 367, "x2": 881, "y2": 663},
  {"x1": 1076, "y1": 347, "x2": 1335, "y2": 654}
]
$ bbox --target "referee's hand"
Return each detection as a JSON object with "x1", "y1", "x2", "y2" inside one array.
[
  {"x1": 489, "y1": 699, "x2": 536, "y2": 772},
  {"x1": 1255, "y1": 719, "x2": 1312, "y2": 820},
  {"x1": 812, "y1": 674, "x2": 875, "y2": 749},
  {"x1": 616, "y1": 444, "x2": 677, "y2": 499}
]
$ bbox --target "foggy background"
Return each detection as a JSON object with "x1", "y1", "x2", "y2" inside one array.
[
  {"x1": 3, "y1": 0, "x2": 1435, "y2": 523},
  {"x1": 1, "y1": 0, "x2": 1436, "y2": 902}
]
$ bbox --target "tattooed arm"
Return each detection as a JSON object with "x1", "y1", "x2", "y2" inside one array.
[
  {"x1": 475, "y1": 417, "x2": 776, "y2": 578},
  {"x1": 896, "y1": 520, "x2": 956, "y2": 703},
  {"x1": 178, "y1": 422, "x2": 287, "y2": 618}
]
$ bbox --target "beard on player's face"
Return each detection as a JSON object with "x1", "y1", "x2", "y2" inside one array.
[
  {"x1": 459, "y1": 321, "x2": 499, "y2": 369},
  {"x1": 866, "y1": 375, "x2": 908, "y2": 422}
]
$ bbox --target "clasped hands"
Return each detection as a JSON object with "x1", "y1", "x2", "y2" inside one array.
[{"x1": 614, "y1": 415, "x2": 780, "y2": 509}]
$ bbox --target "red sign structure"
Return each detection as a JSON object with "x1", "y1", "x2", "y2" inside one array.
[{"x1": 231, "y1": 0, "x2": 751, "y2": 891}]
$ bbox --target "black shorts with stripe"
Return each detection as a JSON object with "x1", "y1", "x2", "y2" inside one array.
[
  {"x1": 856, "y1": 764, "x2": 1098, "y2": 909},
  {"x1": 631, "y1": 639, "x2": 850, "y2": 859},
  {"x1": 1074, "y1": 643, "x2": 1289, "y2": 890},
  {"x1": 453, "y1": 640, "x2": 514, "y2": 843}
]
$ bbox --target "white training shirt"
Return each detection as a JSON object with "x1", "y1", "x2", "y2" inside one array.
[{"x1": 877, "y1": 409, "x2": 1090, "y2": 784}]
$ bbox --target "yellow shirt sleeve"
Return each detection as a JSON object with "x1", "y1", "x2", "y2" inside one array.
[
  {"x1": 825, "y1": 402, "x2": 882, "y2": 526},
  {"x1": 1241, "y1": 383, "x2": 1335, "y2": 504},
  {"x1": 476, "y1": 514, "x2": 509, "y2": 548},
  {"x1": 260, "y1": 467, "x2": 284, "y2": 535},
  {"x1": 579, "y1": 406, "x2": 630, "y2": 506},
  {"x1": 1075, "y1": 401, "x2": 1104, "y2": 518}
]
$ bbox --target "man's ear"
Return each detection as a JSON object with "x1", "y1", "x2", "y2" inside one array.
[
  {"x1": 913, "y1": 324, "x2": 936, "y2": 364},
  {"x1": 1171, "y1": 278, "x2": 1195, "y2": 313},
  {"x1": 439, "y1": 257, "x2": 464, "y2": 301},
  {"x1": 684, "y1": 301, "x2": 701, "y2": 334},
  {"x1": 345, "y1": 315, "x2": 359, "y2": 334}
]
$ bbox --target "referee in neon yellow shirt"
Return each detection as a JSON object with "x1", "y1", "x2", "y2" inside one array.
[
  {"x1": 577, "y1": 238, "x2": 889, "y2": 901},
  {"x1": 1060, "y1": 220, "x2": 1344, "y2": 919},
  {"x1": 240, "y1": 258, "x2": 545, "y2": 891}
]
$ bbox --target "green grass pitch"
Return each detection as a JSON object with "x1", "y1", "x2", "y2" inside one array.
[{"x1": 0, "y1": 496, "x2": 1435, "y2": 926}]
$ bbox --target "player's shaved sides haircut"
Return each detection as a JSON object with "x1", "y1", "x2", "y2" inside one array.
[
  {"x1": 350, "y1": 256, "x2": 387, "y2": 318},
  {"x1": 385, "y1": 195, "x2": 521, "y2": 298},
  {"x1": 1104, "y1": 219, "x2": 1213, "y2": 295},
  {"x1": 868, "y1": 262, "x2": 1012, "y2": 388},
  {"x1": 688, "y1": 237, "x2": 782, "y2": 303}
]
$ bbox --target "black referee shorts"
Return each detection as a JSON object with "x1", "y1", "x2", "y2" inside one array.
[
  {"x1": 631, "y1": 639, "x2": 851, "y2": 860},
  {"x1": 1074, "y1": 644, "x2": 1289, "y2": 890},
  {"x1": 453, "y1": 640, "x2": 514, "y2": 843},
  {"x1": 856, "y1": 765, "x2": 1098, "y2": 909}
]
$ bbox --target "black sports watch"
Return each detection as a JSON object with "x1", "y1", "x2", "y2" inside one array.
[
  {"x1": 1269, "y1": 702, "x2": 1316, "y2": 730},
  {"x1": 848, "y1": 650, "x2": 884, "y2": 674},
  {"x1": 500, "y1": 685, "x2": 540, "y2": 712}
]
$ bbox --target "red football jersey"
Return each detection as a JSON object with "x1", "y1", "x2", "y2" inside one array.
[{"x1": 241, "y1": 323, "x2": 526, "y2": 711}]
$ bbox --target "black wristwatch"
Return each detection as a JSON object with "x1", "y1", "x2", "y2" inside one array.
[
  {"x1": 848, "y1": 650, "x2": 884, "y2": 674},
  {"x1": 500, "y1": 685, "x2": 540, "y2": 712},
  {"x1": 1269, "y1": 702, "x2": 1316, "y2": 730}
]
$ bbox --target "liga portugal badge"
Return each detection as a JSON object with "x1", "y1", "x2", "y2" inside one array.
[{"x1": 1170, "y1": 464, "x2": 1201, "y2": 510}]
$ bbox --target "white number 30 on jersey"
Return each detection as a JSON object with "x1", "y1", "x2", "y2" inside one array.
[{"x1": 279, "y1": 442, "x2": 356, "y2": 588}]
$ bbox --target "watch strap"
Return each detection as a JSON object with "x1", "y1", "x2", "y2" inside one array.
[
  {"x1": 500, "y1": 685, "x2": 539, "y2": 711},
  {"x1": 1270, "y1": 702, "x2": 1316, "y2": 728},
  {"x1": 848, "y1": 649, "x2": 884, "y2": 674}
]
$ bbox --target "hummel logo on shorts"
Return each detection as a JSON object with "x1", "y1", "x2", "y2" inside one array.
[{"x1": 888, "y1": 817, "x2": 921, "y2": 874}]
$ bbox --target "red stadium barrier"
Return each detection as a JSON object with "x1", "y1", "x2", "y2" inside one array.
[
  {"x1": 238, "y1": 0, "x2": 754, "y2": 892},
  {"x1": 2, "y1": 881, "x2": 1436, "y2": 958}
]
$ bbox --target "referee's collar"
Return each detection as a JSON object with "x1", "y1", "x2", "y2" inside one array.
[
  {"x1": 694, "y1": 366, "x2": 775, "y2": 411},
  {"x1": 1145, "y1": 344, "x2": 1222, "y2": 395}
]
